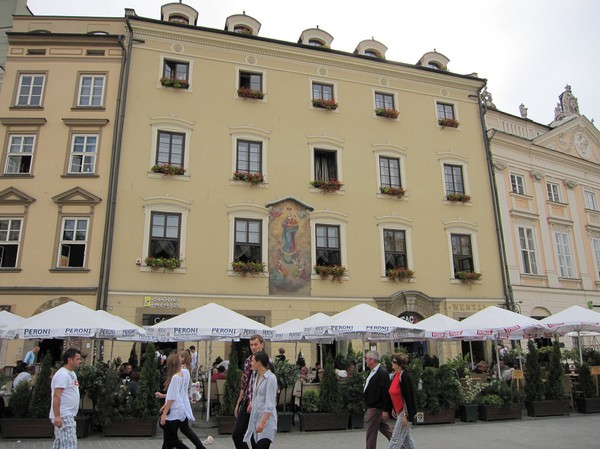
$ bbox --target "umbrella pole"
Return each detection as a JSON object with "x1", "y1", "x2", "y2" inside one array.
[
  {"x1": 578, "y1": 331, "x2": 583, "y2": 363},
  {"x1": 469, "y1": 341, "x2": 474, "y2": 368},
  {"x1": 494, "y1": 339, "x2": 501, "y2": 379},
  {"x1": 362, "y1": 340, "x2": 365, "y2": 371},
  {"x1": 110, "y1": 340, "x2": 115, "y2": 361},
  {"x1": 206, "y1": 340, "x2": 213, "y2": 422}
]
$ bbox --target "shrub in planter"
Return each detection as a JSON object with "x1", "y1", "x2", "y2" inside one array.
[
  {"x1": 128, "y1": 344, "x2": 139, "y2": 369},
  {"x1": 220, "y1": 347, "x2": 242, "y2": 417},
  {"x1": 578, "y1": 363, "x2": 596, "y2": 398},
  {"x1": 524, "y1": 340, "x2": 544, "y2": 402},
  {"x1": 96, "y1": 360, "x2": 133, "y2": 426},
  {"x1": 319, "y1": 353, "x2": 343, "y2": 413},
  {"x1": 301, "y1": 389, "x2": 319, "y2": 413},
  {"x1": 274, "y1": 359, "x2": 298, "y2": 412},
  {"x1": 342, "y1": 365, "x2": 367, "y2": 414},
  {"x1": 545, "y1": 339, "x2": 566, "y2": 400},
  {"x1": 131, "y1": 343, "x2": 160, "y2": 419},
  {"x1": 28, "y1": 352, "x2": 53, "y2": 418},
  {"x1": 8, "y1": 381, "x2": 32, "y2": 418}
]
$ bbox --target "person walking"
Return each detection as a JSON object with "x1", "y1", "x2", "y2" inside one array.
[
  {"x1": 363, "y1": 350, "x2": 393, "y2": 449},
  {"x1": 243, "y1": 351, "x2": 277, "y2": 449},
  {"x1": 178, "y1": 349, "x2": 206, "y2": 449},
  {"x1": 50, "y1": 348, "x2": 82, "y2": 449},
  {"x1": 232, "y1": 334, "x2": 266, "y2": 449},
  {"x1": 388, "y1": 353, "x2": 417, "y2": 449},
  {"x1": 160, "y1": 353, "x2": 190, "y2": 449}
]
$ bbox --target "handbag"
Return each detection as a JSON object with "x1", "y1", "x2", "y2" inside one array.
[{"x1": 189, "y1": 381, "x2": 202, "y2": 404}]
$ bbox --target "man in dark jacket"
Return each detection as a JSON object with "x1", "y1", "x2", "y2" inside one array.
[{"x1": 363, "y1": 350, "x2": 393, "y2": 449}]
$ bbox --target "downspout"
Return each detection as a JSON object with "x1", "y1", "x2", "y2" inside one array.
[
  {"x1": 475, "y1": 84, "x2": 516, "y2": 313},
  {"x1": 96, "y1": 20, "x2": 134, "y2": 318}
]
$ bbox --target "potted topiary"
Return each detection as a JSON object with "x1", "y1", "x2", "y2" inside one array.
[
  {"x1": 415, "y1": 364, "x2": 460, "y2": 424},
  {"x1": 75, "y1": 360, "x2": 107, "y2": 438},
  {"x1": 458, "y1": 374, "x2": 485, "y2": 422},
  {"x1": 478, "y1": 379, "x2": 522, "y2": 421},
  {"x1": 273, "y1": 359, "x2": 298, "y2": 432},
  {"x1": 574, "y1": 363, "x2": 600, "y2": 413},
  {"x1": 342, "y1": 365, "x2": 367, "y2": 428},
  {"x1": 217, "y1": 347, "x2": 242, "y2": 434}
]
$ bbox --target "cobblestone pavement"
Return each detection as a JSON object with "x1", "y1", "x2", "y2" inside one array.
[{"x1": 1, "y1": 413, "x2": 599, "y2": 449}]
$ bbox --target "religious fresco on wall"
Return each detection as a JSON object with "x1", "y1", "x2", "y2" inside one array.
[{"x1": 268, "y1": 199, "x2": 312, "y2": 295}]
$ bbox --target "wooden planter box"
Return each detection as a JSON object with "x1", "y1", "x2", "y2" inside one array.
[
  {"x1": 349, "y1": 411, "x2": 365, "y2": 429},
  {"x1": 459, "y1": 404, "x2": 479, "y2": 422},
  {"x1": 575, "y1": 397, "x2": 600, "y2": 414},
  {"x1": 277, "y1": 412, "x2": 293, "y2": 432},
  {"x1": 103, "y1": 418, "x2": 157, "y2": 436},
  {"x1": 0, "y1": 418, "x2": 54, "y2": 438},
  {"x1": 217, "y1": 415, "x2": 236, "y2": 434},
  {"x1": 76, "y1": 415, "x2": 91, "y2": 438},
  {"x1": 298, "y1": 412, "x2": 349, "y2": 431},
  {"x1": 525, "y1": 400, "x2": 570, "y2": 417},
  {"x1": 415, "y1": 408, "x2": 455, "y2": 425},
  {"x1": 478, "y1": 404, "x2": 522, "y2": 421}
]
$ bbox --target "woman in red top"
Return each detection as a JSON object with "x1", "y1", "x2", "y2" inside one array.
[{"x1": 387, "y1": 353, "x2": 417, "y2": 449}]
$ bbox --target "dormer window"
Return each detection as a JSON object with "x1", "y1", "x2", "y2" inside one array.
[
  {"x1": 365, "y1": 49, "x2": 381, "y2": 58},
  {"x1": 308, "y1": 39, "x2": 325, "y2": 47},
  {"x1": 234, "y1": 25, "x2": 253, "y2": 35},
  {"x1": 428, "y1": 62, "x2": 442, "y2": 70},
  {"x1": 169, "y1": 15, "x2": 189, "y2": 24}
]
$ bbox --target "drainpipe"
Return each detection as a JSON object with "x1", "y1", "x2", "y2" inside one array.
[{"x1": 474, "y1": 84, "x2": 516, "y2": 314}]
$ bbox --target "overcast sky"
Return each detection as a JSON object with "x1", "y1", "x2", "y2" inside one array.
[{"x1": 26, "y1": 0, "x2": 600, "y2": 127}]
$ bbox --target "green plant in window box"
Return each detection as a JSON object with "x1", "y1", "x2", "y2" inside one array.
[
  {"x1": 438, "y1": 118, "x2": 459, "y2": 128},
  {"x1": 237, "y1": 87, "x2": 265, "y2": 99},
  {"x1": 310, "y1": 179, "x2": 343, "y2": 193},
  {"x1": 160, "y1": 77, "x2": 189, "y2": 89},
  {"x1": 151, "y1": 163, "x2": 185, "y2": 175},
  {"x1": 314, "y1": 265, "x2": 346, "y2": 282},
  {"x1": 375, "y1": 108, "x2": 399, "y2": 119},
  {"x1": 446, "y1": 193, "x2": 471, "y2": 202},
  {"x1": 231, "y1": 260, "x2": 265, "y2": 276},
  {"x1": 455, "y1": 271, "x2": 482, "y2": 285},
  {"x1": 379, "y1": 186, "x2": 405, "y2": 198},
  {"x1": 232, "y1": 171, "x2": 264, "y2": 185},
  {"x1": 312, "y1": 98, "x2": 338, "y2": 110},
  {"x1": 386, "y1": 267, "x2": 415, "y2": 282},
  {"x1": 144, "y1": 256, "x2": 182, "y2": 270}
]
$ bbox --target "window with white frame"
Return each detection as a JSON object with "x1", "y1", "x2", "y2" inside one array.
[
  {"x1": 58, "y1": 217, "x2": 88, "y2": 268},
  {"x1": 16, "y1": 74, "x2": 45, "y2": 106},
  {"x1": 68, "y1": 134, "x2": 98, "y2": 174},
  {"x1": 239, "y1": 71, "x2": 262, "y2": 92},
  {"x1": 510, "y1": 173, "x2": 525, "y2": 195},
  {"x1": 444, "y1": 164, "x2": 465, "y2": 195},
  {"x1": 312, "y1": 82, "x2": 334, "y2": 101},
  {"x1": 234, "y1": 218, "x2": 262, "y2": 263},
  {"x1": 546, "y1": 182, "x2": 561, "y2": 202},
  {"x1": 518, "y1": 226, "x2": 538, "y2": 274},
  {"x1": 236, "y1": 140, "x2": 262, "y2": 174},
  {"x1": 163, "y1": 60, "x2": 189, "y2": 83},
  {"x1": 383, "y1": 229, "x2": 407, "y2": 270},
  {"x1": 0, "y1": 218, "x2": 22, "y2": 268},
  {"x1": 156, "y1": 131, "x2": 185, "y2": 167},
  {"x1": 436, "y1": 102, "x2": 455, "y2": 120},
  {"x1": 315, "y1": 224, "x2": 340, "y2": 266},
  {"x1": 451, "y1": 233, "x2": 474, "y2": 275},
  {"x1": 592, "y1": 238, "x2": 600, "y2": 278},
  {"x1": 5, "y1": 135, "x2": 35, "y2": 174},
  {"x1": 375, "y1": 92, "x2": 395, "y2": 111},
  {"x1": 379, "y1": 156, "x2": 401, "y2": 189},
  {"x1": 554, "y1": 231, "x2": 574, "y2": 278},
  {"x1": 149, "y1": 212, "x2": 181, "y2": 260},
  {"x1": 77, "y1": 74, "x2": 105, "y2": 107},
  {"x1": 584, "y1": 191, "x2": 598, "y2": 211}
]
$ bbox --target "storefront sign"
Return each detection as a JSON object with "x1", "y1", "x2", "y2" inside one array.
[
  {"x1": 449, "y1": 303, "x2": 488, "y2": 312},
  {"x1": 144, "y1": 296, "x2": 179, "y2": 308}
]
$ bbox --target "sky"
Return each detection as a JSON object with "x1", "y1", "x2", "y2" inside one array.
[{"x1": 26, "y1": 0, "x2": 600, "y2": 127}]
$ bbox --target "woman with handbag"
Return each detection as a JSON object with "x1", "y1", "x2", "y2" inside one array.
[
  {"x1": 160, "y1": 353, "x2": 190, "y2": 449},
  {"x1": 178, "y1": 349, "x2": 206, "y2": 449},
  {"x1": 388, "y1": 353, "x2": 417, "y2": 449}
]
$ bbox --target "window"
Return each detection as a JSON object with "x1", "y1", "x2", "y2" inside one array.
[
  {"x1": 77, "y1": 75, "x2": 105, "y2": 107},
  {"x1": 554, "y1": 232, "x2": 574, "y2": 278},
  {"x1": 239, "y1": 71, "x2": 262, "y2": 91},
  {"x1": 163, "y1": 60, "x2": 189, "y2": 82},
  {"x1": 236, "y1": 140, "x2": 262, "y2": 174},
  {"x1": 233, "y1": 25, "x2": 252, "y2": 34},
  {"x1": 149, "y1": 212, "x2": 180, "y2": 259},
  {"x1": 383, "y1": 229, "x2": 406, "y2": 270},
  {"x1": 510, "y1": 173, "x2": 525, "y2": 195},
  {"x1": 58, "y1": 218, "x2": 88, "y2": 268},
  {"x1": 234, "y1": 218, "x2": 262, "y2": 263},
  {"x1": 364, "y1": 49, "x2": 381, "y2": 58},
  {"x1": 68, "y1": 135, "x2": 97, "y2": 174},
  {"x1": 315, "y1": 224, "x2": 340, "y2": 266},
  {"x1": 518, "y1": 227, "x2": 538, "y2": 274},
  {"x1": 5, "y1": 135, "x2": 35, "y2": 174},
  {"x1": 546, "y1": 182, "x2": 561, "y2": 202},
  {"x1": 584, "y1": 191, "x2": 597, "y2": 210},
  {"x1": 444, "y1": 164, "x2": 465, "y2": 195},
  {"x1": 428, "y1": 62, "x2": 442, "y2": 70},
  {"x1": 168, "y1": 15, "x2": 189, "y2": 25},
  {"x1": 379, "y1": 156, "x2": 401, "y2": 189},
  {"x1": 156, "y1": 131, "x2": 184, "y2": 166},
  {"x1": 592, "y1": 238, "x2": 600, "y2": 277},
  {"x1": 451, "y1": 233, "x2": 473, "y2": 274},
  {"x1": 16, "y1": 74, "x2": 45, "y2": 106},
  {"x1": 0, "y1": 218, "x2": 22, "y2": 268},
  {"x1": 437, "y1": 102, "x2": 455, "y2": 120},
  {"x1": 308, "y1": 39, "x2": 325, "y2": 47},
  {"x1": 312, "y1": 82, "x2": 334, "y2": 101},
  {"x1": 375, "y1": 92, "x2": 394, "y2": 110},
  {"x1": 314, "y1": 149, "x2": 337, "y2": 181}
]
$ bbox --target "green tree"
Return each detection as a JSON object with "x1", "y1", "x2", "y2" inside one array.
[
  {"x1": 319, "y1": 353, "x2": 343, "y2": 413},
  {"x1": 524, "y1": 340, "x2": 544, "y2": 402},
  {"x1": 9, "y1": 380, "x2": 32, "y2": 418},
  {"x1": 342, "y1": 365, "x2": 366, "y2": 413},
  {"x1": 437, "y1": 364, "x2": 461, "y2": 409},
  {"x1": 128, "y1": 344, "x2": 139, "y2": 369},
  {"x1": 273, "y1": 359, "x2": 298, "y2": 412},
  {"x1": 577, "y1": 363, "x2": 596, "y2": 398},
  {"x1": 132, "y1": 342, "x2": 160, "y2": 418},
  {"x1": 96, "y1": 360, "x2": 131, "y2": 425},
  {"x1": 220, "y1": 346, "x2": 242, "y2": 416},
  {"x1": 545, "y1": 339, "x2": 566, "y2": 400},
  {"x1": 29, "y1": 352, "x2": 52, "y2": 418}
]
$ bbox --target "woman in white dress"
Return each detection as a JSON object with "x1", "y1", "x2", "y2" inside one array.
[{"x1": 160, "y1": 353, "x2": 189, "y2": 449}]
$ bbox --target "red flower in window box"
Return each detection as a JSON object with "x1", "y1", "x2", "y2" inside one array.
[
  {"x1": 312, "y1": 98, "x2": 338, "y2": 110},
  {"x1": 151, "y1": 164, "x2": 185, "y2": 175},
  {"x1": 232, "y1": 171, "x2": 264, "y2": 185},
  {"x1": 231, "y1": 261, "x2": 266, "y2": 276},
  {"x1": 237, "y1": 87, "x2": 265, "y2": 99},
  {"x1": 446, "y1": 193, "x2": 471, "y2": 202},
  {"x1": 314, "y1": 265, "x2": 346, "y2": 282},
  {"x1": 144, "y1": 256, "x2": 182, "y2": 270},
  {"x1": 455, "y1": 271, "x2": 482, "y2": 285},
  {"x1": 438, "y1": 118, "x2": 460, "y2": 128},
  {"x1": 380, "y1": 186, "x2": 405, "y2": 198},
  {"x1": 375, "y1": 108, "x2": 399, "y2": 119},
  {"x1": 310, "y1": 179, "x2": 343, "y2": 193},
  {"x1": 160, "y1": 77, "x2": 189, "y2": 89},
  {"x1": 386, "y1": 267, "x2": 415, "y2": 282}
]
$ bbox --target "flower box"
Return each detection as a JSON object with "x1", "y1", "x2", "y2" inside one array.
[
  {"x1": 232, "y1": 171, "x2": 264, "y2": 185},
  {"x1": 524, "y1": 399, "x2": 570, "y2": 417},
  {"x1": 160, "y1": 77, "x2": 189, "y2": 89},
  {"x1": 310, "y1": 179, "x2": 343, "y2": 193},
  {"x1": 380, "y1": 186, "x2": 405, "y2": 198},
  {"x1": 446, "y1": 193, "x2": 471, "y2": 202},
  {"x1": 478, "y1": 404, "x2": 522, "y2": 421},
  {"x1": 375, "y1": 108, "x2": 399, "y2": 119},
  {"x1": 455, "y1": 271, "x2": 482, "y2": 285},
  {"x1": 386, "y1": 267, "x2": 414, "y2": 282},
  {"x1": 314, "y1": 264, "x2": 346, "y2": 282},
  {"x1": 438, "y1": 118, "x2": 460, "y2": 128},
  {"x1": 312, "y1": 98, "x2": 338, "y2": 110},
  {"x1": 151, "y1": 164, "x2": 185, "y2": 175},
  {"x1": 231, "y1": 260, "x2": 265, "y2": 276},
  {"x1": 237, "y1": 87, "x2": 265, "y2": 99},
  {"x1": 145, "y1": 256, "x2": 182, "y2": 270}
]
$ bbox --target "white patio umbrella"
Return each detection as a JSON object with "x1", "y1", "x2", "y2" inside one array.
[
  {"x1": 539, "y1": 305, "x2": 600, "y2": 362},
  {"x1": 414, "y1": 313, "x2": 461, "y2": 339},
  {"x1": 94, "y1": 310, "x2": 148, "y2": 360},
  {"x1": 271, "y1": 314, "x2": 333, "y2": 364},
  {"x1": 0, "y1": 310, "x2": 24, "y2": 339}
]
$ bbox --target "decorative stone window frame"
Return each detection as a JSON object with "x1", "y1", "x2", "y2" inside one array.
[
  {"x1": 158, "y1": 55, "x2": 194, "y2": 92},
  {"x1": 307, "y1": 136, "x2": 344, "y2": 194},
  {"x1": 74, "y1": 72, "x2": 107, "y2": 109},
  {"x1": 373, "y1": 89, "x2": 399, "y2": 120},
  {"x1": 226, "y1": 203, "x2": 269, "y2": 276},
  {"x1": 235, "y1": 66, "x2": 267, "y2": 101},
  {"x1": 443, "y1": 220, "x2": 480, "y2": 283},
  {"x1": 373, "y1": 145, "x2": 407, "y2": 199},
  {"x1": 0, "y1": 187, "x2": 35, "y2": 271},
  {"x1": 375, "y1": 215, "x2": 414, "y2": 280},
  {"x1": 509, "y1": 172, "x2": 527, "y2": 196},
  {"x1": 0, "y1": 117, "x2": 46, "y2": 177},
  {"x1": 12, "y1": 71, "x2": 47, "y2": 108},
  {"x1": 309, "y1": 78, "x2": 338, "y2": 111},
  {"x1": 310, "y1": 210, "x2": 348, "y2": 280},
  {"x1": 148, "y1": 116, "x2": 193, "y2": 180},
  {"x1": 438, "y1": 152, "x2": 471, "y2": 203},
  {"x1": 434, "y1": 99, "x2": 459, "y2": 128},
  {"x1": 62, "y1": 118, "x2": 108, "y2": 177},
  {"x1": 229, "y1": 125, "x2": 270, "y2": 186}
]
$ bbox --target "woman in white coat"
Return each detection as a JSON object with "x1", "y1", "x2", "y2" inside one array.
[{"x1": 243, "y1": 351, "x2": 277, "y2": 449}]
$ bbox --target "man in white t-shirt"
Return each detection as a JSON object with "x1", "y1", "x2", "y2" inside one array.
[{"x1": 50, "y1": 348, "x2": 81, "y2": 449}]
